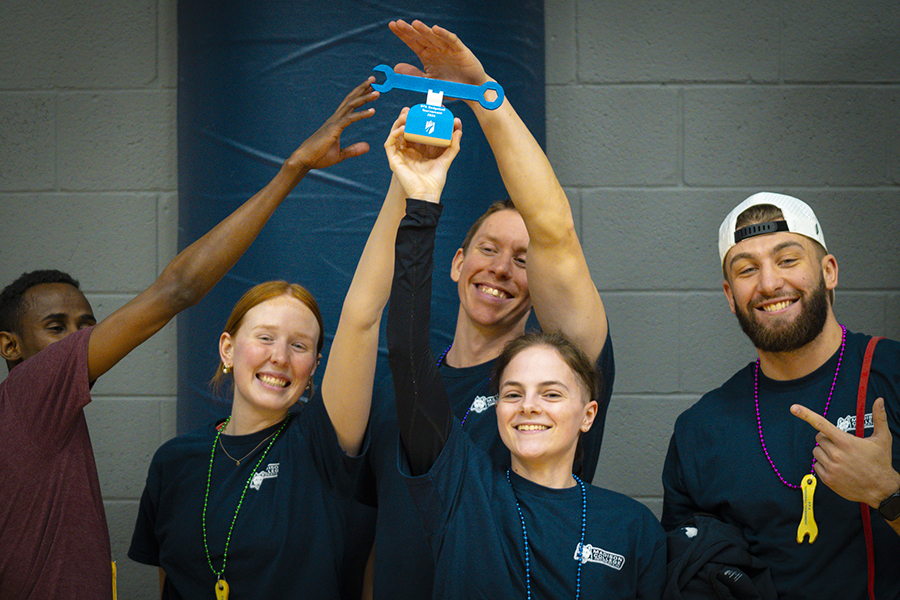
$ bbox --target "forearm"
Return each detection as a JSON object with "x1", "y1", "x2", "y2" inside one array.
[
  {"x1": 386, "y1": 200, "x2": 452, "y2": 476},
  {"x1": 470, "y1": 94, "x2": 607, "y2": 359},
  {"x1": 157, "y1": 161, "x2": 306, "y2": 310},
  {"x1": 467, "y1": 94, "x2": 573, "y2": 245},
  {"x1": 88, "y1": 160, "x2": 305, "y2": 381},
  {"x1": 322, "y1": 175, "x2": 406, "y2": 455}
]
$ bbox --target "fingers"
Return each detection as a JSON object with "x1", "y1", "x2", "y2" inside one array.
[
  {"x1": 442, "y1": 118, "x2": 463, "y2": 161},
  {"x1": 389, "y1": 20, "x2": 427, "y2": 56},
  {"x1": 873, "y1": 397, "x2": 889, "y2": 439},
  {"x1": 336, "y1": 77, "x2": 378, "y2": 118},
  {"x1": 339, "y1": 142, "x2": 370, "y2": 161},
  {"x1": 791, "y1": 403, "x2": 844, "y2": 438},
  {"x1": 393, "y1": 62, "x2": 426, "y2": 78}
]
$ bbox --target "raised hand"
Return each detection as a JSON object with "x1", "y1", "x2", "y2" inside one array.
[
  {"x1": 389, "y1": 20, "x2": 490, "y2": 89},
  {"x1": 384, "y1": 107, "x2": 462, "y2": 203},
  {"x1": 791, "y1": 397, "x2": 900, "y2": 508},
  {"x1": 288, "y1": 77, "x2": 379, "y2": 173}
]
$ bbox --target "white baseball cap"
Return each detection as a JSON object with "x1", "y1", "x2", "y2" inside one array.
[{"x1": 718, "y1": 192, "x2": 827, "y2": 264}]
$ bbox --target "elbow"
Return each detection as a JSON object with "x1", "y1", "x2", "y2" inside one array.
[{"x1": 154, "y1": 266, "x2": 204, "y2": 313}]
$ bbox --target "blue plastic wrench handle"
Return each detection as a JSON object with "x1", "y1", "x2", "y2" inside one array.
[{"x1": 371, "y1": 64, "x2": 504, "y2": 110}]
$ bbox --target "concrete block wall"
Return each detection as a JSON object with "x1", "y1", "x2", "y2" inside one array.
[
  {"x1": 0, "y1": 0, "x2": 176, "y2": 597},
  {"x1": 547, "y1": 0, "x2": 900, "y2": 517},
  {"x1": 1, "y1": 1, "x2": 897, "y2": 598}
]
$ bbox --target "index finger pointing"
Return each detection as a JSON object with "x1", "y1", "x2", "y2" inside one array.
[{"x1": 791, "y1": 403, "x2": 844, "y2": 438}]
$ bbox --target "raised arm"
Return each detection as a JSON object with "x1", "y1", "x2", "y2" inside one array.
[
  {"x1": 87, "y1": 78, "x2": 378, "y2": 382},
  {"x1": 385, "y1": 110, "x2": 462, "y2": 476},
  {"x1": 388, "y1": 20, "x2": 607, "y2": 361},
  {"x1": 322, "y1": 109, "x2": 461, "y2": 457}
]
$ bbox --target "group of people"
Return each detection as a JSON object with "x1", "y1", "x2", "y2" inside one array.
[{"x1": 1, "y1": 19, "x2": 897, "y2": 600}]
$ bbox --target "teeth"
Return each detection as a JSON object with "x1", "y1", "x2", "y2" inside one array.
[
  {"x1": 517, "y1": 424, "x2": 548, "y2": 431},
  {"x1": 480, "y1": 285, "x2": 508, "y2": 298},
  {"x1": 761, "y1": 300, "x2": 793, "y2": 312},
  {"x1": 258, "y1": 374, "x2": 289, "y2": 388}
]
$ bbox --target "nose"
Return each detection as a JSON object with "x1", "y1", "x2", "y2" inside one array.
[
  {"x1": 757, "y1": 262, "x2": 784, "y2": 296},
  {"x1": 269, "y1": 342, "x2": 288, "y2": 365},
  {"x1": 519, "y1": 391, "x2": 541, "y2": 415},
  {"x1": 489, "y1": 252, "x2": 513, "y2": 279}
]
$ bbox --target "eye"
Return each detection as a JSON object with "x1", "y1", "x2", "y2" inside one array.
[
  {"x1": 779, "y1": 257, "x2": 798, "y2": 267},
  {"x1": 543, "y1": 390, "x2": 563, "y2": 400},
  {"x1": 258, "y1": 334, "x2": 274, "y2": 343},
  {"x1": 478, "y1": 244, "x2": 497, "y2": 256},
  {"x1": 291, "y1": 342, "x2": 308, "y2": 352},
  {"x1": 513, "y1": 255, "x2": 526, "y2": 267},
  {"x1": 47, "y1": 324, "x2": 66, "y2": 334},
  {"x1": 500, "y1": 390, "x2": 522, "y2": 402}
]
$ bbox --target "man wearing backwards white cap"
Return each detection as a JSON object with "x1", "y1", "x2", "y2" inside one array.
[{"x1": 661, "y1": 192, "x2": 900, "y2": 599}]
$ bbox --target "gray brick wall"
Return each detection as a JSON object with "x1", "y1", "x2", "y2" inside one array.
[
  {"x1": 1, "y1": 2, "x2": 897, "y2": 598},
  {"x1": 547, "y1": 0, "x2": 900, "y2": 514}
]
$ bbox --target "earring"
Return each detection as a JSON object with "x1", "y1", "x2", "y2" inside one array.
[{"x1": 222, "y1": 363, "x2": 232, "y2": 374}]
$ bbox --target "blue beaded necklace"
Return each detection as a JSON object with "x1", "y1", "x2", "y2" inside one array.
[{"x1": 506, "y1": 469, "x2": 587, "y2": 600}]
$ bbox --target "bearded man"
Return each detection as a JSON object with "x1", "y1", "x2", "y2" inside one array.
[{"x1": 662, "y1": 192, "x2": 900, "y2": 600}]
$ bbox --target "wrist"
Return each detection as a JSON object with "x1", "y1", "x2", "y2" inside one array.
[
  {"x1": 871, "y1": 471, "x2": 900, "y2": 513},
  {"x1": 281, "y1": 155, "x2": 311, "y2": 181}
]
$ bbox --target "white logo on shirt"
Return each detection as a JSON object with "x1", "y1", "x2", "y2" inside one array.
[
  {"x1": 575, "y1": 543, "x2": 625, "y2": 570},
  {"x1": 250, "y1": 463, "x2": 279, "y2": 490},
  {"x1": 467, "y1": 395, "x2": 497, "y2": 414},
  {"x1": 836, "y1": 413, "x2": 874, "y2": 433}
]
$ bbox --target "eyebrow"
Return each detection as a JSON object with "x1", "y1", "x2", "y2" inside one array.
[
  {"x1": 40, "y1": 312, "x2": 96, "y2": 325},
  {"x1": 501, "y1": 380, "x2": 570, "y2": 390},
  {"x1": 475, "y1": 233, "x2": 527, "y2": 252},
  {"x1": 728, "y1": 240, "x2": 805, "y2": 271}
]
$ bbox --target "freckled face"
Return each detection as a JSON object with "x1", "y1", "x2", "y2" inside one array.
[
  {"x1": 495, "y1": 345, "x2": 597, "y2": 471},
  {"x1": 220, "y1": 295, "x2": 320, "y2": 419},
  {"x1": 5, "y1": 283, "x2": 95, "y2": 364},
  {"x1": 451, "y1": 210, "x2": 531, "y2": 332}
]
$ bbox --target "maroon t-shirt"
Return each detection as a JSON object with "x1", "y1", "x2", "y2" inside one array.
[{"x1": 0, "y1": 327, "x2": 112, "y2": 599}]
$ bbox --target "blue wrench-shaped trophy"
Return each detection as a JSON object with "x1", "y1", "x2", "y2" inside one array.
[{"x1": 372, "y1": 64, "x2": 505, "y2": 147}]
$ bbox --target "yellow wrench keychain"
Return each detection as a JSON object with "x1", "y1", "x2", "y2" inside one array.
[
  {"x1": 796, "y1": 474, "x2": 818, "y2": 543},
  {"x1": 215, "y1": 578, "x2": 230, "y2": 600}
]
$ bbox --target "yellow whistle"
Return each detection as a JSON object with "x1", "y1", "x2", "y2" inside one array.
[
  {"x1": 796, "y1": 474, "x2": 818, "y2": 544},
  {"x1": 215, "y1": 578, "x2": 230, "y2": 600}
]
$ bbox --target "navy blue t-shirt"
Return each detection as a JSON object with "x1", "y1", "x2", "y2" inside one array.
[
  {"x1": 662, "y1": 332, "x2": 900, "y2": 600},
  {"x1": 404, "y1": 422, "x2": 665, "y2": 599},
  {"x1": 363, "y1": 334, "x2": 613, "y2": 600},
  {"x1": 129, "y1": 391, "x2": 365, "y2": 600}
]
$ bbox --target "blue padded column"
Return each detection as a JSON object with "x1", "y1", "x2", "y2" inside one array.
[{"x1": 177, "y1": 1, "x2": 545, "y2": 432}]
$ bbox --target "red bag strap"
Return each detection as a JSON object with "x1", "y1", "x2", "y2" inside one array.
[{"x1": 856, "y1": 336, "x2": 884, "y2": 600}]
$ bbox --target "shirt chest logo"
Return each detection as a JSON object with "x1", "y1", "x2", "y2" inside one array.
[
  {"x1": 836, "y1": 413, "x2": 874, "y2": 433},
  {"x1": 467, "y1": 395, "x2": 497, "y2": 414},
  {"x1": 574, "y1": 542, "x2": 625, "y2": 570},
  {"x1": 250, "y1": 463, "x2": 279, "y2": 490}
]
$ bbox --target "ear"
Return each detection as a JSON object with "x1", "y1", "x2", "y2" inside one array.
[
  {"x1": 821, "y1": 254, "x2": 838, "y2": 291},
  {"x1": 0, "y1": 331, "x2": 22, "y2": 363},
  {"x1": 219, "y1": 332, "x2": 234, "y2": 368},
  {"x1": 722, "y1": 279, "x2": 737, "y2": 314},
  {"x1": 450, "y1": 248, "x2": 465, "y2": 283},
  {"x1": 581, "y1": 400, "x2": 599, "y2": 433},
  {"x1": 311, "y1": 353, "x2": 322, "y2": 377}
]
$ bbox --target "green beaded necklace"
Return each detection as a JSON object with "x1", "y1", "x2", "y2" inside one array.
[{"x1": 203, "y1": 415, "x2": 289, "y2": 599}]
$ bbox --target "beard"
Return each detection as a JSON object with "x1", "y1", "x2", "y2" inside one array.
[{"x1": 734, "y1": 277, "x2": 829, "y2": 353}]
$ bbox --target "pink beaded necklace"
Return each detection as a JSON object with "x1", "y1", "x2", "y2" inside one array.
[{"x1": 753, "y1": 324, "x2": 846, "y2": 489}]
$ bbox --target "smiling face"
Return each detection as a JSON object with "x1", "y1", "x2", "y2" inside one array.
[
  {"x1": 723, "y1": 231, "x2": 836, "y2": 353},
  {"x1": 219, "y1": 294, "x2": 321, "y2": 420},
  {"x1": 0, "y1": 282, "x2": 96, "y2": 367},
  {"x1": 451, "y1": 209, "x2": 531, "y2": 333},
  {"x1": 495, "y1": 344, "x2": 597, "y2": 477}
]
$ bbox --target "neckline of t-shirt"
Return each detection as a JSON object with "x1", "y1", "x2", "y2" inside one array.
[{"x1": 755, "y1": 334, "x2": 851, "y2": 392}]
